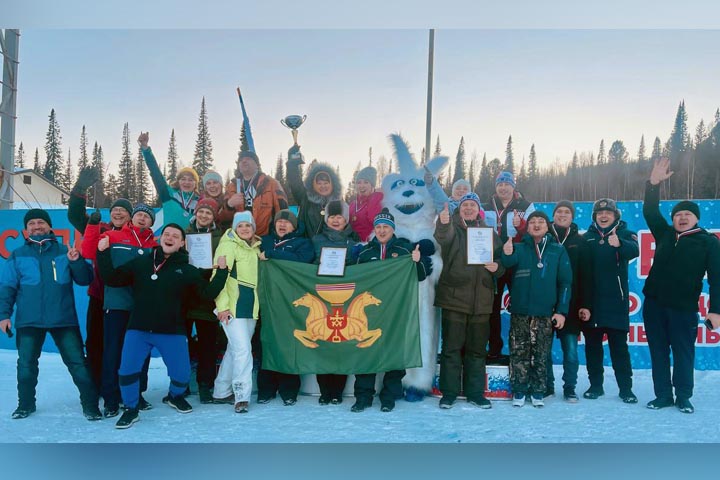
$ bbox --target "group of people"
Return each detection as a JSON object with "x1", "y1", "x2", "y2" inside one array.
[{"x1": 1, "y1": 130, "x2": 718, "y2": 429}]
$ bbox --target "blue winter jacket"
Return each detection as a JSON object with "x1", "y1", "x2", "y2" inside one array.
[
  {"x1": 260, "y1": 230, "x2": 315, "y2": 264},
  {"x1": 0, "y1": 234, "x2": 93, "y2": 329}
]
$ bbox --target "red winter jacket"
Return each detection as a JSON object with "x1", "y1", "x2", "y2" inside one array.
[{"x1": 349, "y1": 191, "x2": 384, "y2": 242}]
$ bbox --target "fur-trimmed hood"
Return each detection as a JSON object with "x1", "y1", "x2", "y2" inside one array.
[{"x1": 303, "y1": 162, "x2": 342, "y2": 205}]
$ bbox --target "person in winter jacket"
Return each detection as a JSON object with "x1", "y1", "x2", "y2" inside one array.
[
  {"x1": 642, "y1": 158, "x2": 720, "y2": 414},
  {"x1": 310, "y1": 201, "x2": 361, "y2": 405},
  {"x1": 582, "y1": 198, "x2": 639, "y2": 404},
  {"x1": 225, "y1": 150, "x2": 289, "y2": 236},
  {"x1": 67, "y1": 166, "x2": 132, "y2": 389},
  {"x1": 139, "y1": 132, "x2": 200, "y2": 229},
  {"x1": 185, "y1": 197, "x2": 226, "y2": 404},
  {"x1": 256, "y1": 210, "x2": 315, "y2": 405},
  {"x1": 545, "y1": 200, "x2": 593, "y2": 402},
  {"x1": 434, "y1": 193, "x2": 504, "y2": 409},
  {"x1": 483, "y1": 171, "x2": 535, "y2": 364},
  {"x1": 200, "y1": 170, "x2": 234, "y2": 230},
  {"x1": 212, "y1": 211, "x2": 262, "y2": 414},
  {"x1": 349, "y1": 166, "x2": 384, "y2": 242},
  {"x1": 286, "y1": 145, "x2": 343, "y2": 237},
  {"x1": 97, "y1": 223, "x2": 229, "y2": 429},
  {"x1": 351, "y1": 208, "x2": 433, "y2": 413},
  {"x1": 0, "y1": 209, "x2": 101, "y2": 421},
  {"x1": 82, "y1": 203, "x2": 157, "y2": 417},
  {"x1": 501, "y1": 210, "x2": 572, "y2": 408}
]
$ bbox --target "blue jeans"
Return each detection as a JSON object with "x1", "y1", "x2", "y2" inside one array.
[
  {"x1": 547, "y1": 332, "x2": 579, "y2": 391},
  {"x1": 16, "y1": 326, "x2": 99, "y2": 410}
]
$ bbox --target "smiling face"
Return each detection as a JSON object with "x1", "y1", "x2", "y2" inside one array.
[
  {"x1": 160, "y1": 226, "x2": 185, "y2": 255},
  {"x1": 528, "y1": 216, "x2": 549, "y2": 240},
  {"x1": 553, "y1": 206, "x2": 573, "y2": 229},
  {"x1": 672, "y1": 210, "x2": 698, "y2": 232},
  {"x1": 374, "y1": 223, "x2": 394, "y2": 244},
  {"x1": 235, "y1": 222, "x2": 255, "y2": 241},
  {"x1": 495, "y1": 182, "x2": 515, "y2": 202},
  {"x1": 595, "y1": 210, "x2": 616, "y2": 228},
  {"x1": 110, "y1": 206, "x2": 131, "y2": 228},
  {"x1": 132, "y1": 211, "x2": 153, "y2": 230},
  {"x1": 177, "y1": 173, "x2": 197, "y2": 193},
  {"x1": 356, "y1": 179, "x2": 373, "y2": 196},
  {"x1": 313, "y1": 178, "x2": 333, "y2": 197},
  {"x1": 195, "y1": 207, "x2": 215, "y2": 228},
  {"x1": 275, "y1": 219, "x2": 294, "y2": 237},
  {"x1": 459, "y1": 200, "x2": 480, "y2": 221},
  {"x1": 26, "y1": 218, "x2": 51, "y2": 236},
  {"x1": 204, "y1": 179, "x2": 223, "y2": 197},
  {"x1": 452, "y1": 183, "x2": 470, "y2": 200},
  {"x1": 386, "y1": 176, "x2": 426, "y2": 215},
  {"x1": 327, "y1": 214, "x2": 347, "y2": 232}
]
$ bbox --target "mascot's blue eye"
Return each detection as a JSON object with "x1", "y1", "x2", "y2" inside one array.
[
  {"x1": 409, "y1": 178, "x2": 425, "y2": 187},
  {"x1": 391, "y1": 180, "x2": 405, "y2": 190}
]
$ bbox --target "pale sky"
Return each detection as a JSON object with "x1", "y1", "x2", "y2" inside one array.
[{"x1": 14, "y1": 29, "x2": 720, "y2": 186}]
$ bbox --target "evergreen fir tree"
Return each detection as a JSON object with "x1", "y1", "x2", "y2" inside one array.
[
  {"x1": 528, "y1": 144, "x2": 538, "y2": 180},
  {"x1": 105, "y1": 173, "x2": 118, "y2": 203},
  {"x1": 504, "y1": 135, "x2": 514, "y2": 174},
  {"x1": 135, "y1": 146, "x2": 149, "y2": 203},
  {"x1": 695, "y1": 119, "x2": 707, "y2": 146},
  {"x1": 43, "y1": 108, "x2": 63, "y2": 183},
  {"x1": 452, "y1": 136, "x2": 466, "y2": 183},
  {"x1": 608, "y1": 140, "x2": 628, "y2": 163},
  {"x1": 597, "y1": 139, "x2": 606, "y2": 165},
  {"x1": 33, "y1": 148, "x2": 41, "y2": 173},
  {"x1": 15, "y1": 142, "x2": 25, "y2": 169},
  {"x1": 368, "y1": 147, "x2": 373, "y2": 166},
  {"x1": 275, "y1": 154, "x2": 285, "y2": 185},
  {"x1": 651, "y1": 136, "x2": 662, "y2": 160},
  {"x1": 518, "y1": 157, "x2": 527, "y2": 187},
  {"x1": 167, "y1": 129, "x2": 179, "y2": 183},
  {"x1": 78, "y1": 125, "x2": 89, "y2": 171},
  {"x1": 118, "y1": 123, "x2": 134, "y2": 201},
  {"x1": 638, "y1": 135, "x2": 647, "y2": 162},
  {"x1": 571, "y1": 151, "x2": 579, "y2": 169},
  {"x1": 468, "y1": 150, "x2": 478, "y2": 191},
  {"x1": 193, "y1": 97, "x2": 214, "y2": 177},
  {"x1": 433, "y1": 135, "x2": 441, "y2": 157},
  {"x1": 478, "y1": 153, "x2": 492, "y2": 199},
  {"x1": 89, "y1": 141, "x2": 105, "y2": 207},
  {"x1": 669, "y1": 100, "x2": 689, "y2": 159},
  {"x1": 62, "y1": 148, "x2": 74, "y2": 192}
]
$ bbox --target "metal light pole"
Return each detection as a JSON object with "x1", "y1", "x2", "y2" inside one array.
[
  {"x1": 0, "y1": 29, "x2": 20, "y2": 210},
  {"x1": 424, "y1": 29, "x2": 435, "y2": 164}
]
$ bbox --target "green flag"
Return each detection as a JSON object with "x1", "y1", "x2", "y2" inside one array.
[{"x1": 258, "y1": 256, "x2": 421, "y2": 374}]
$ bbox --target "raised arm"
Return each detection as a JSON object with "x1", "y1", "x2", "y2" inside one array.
[
  {"x1": 285, "y1": 145, "x2": 307, "y2": 204},
  {"x1": 68, "y1": 167, "x2": 101, "y2": 234},
  {"x1": 139, "y1": 132, "x2": 172, "y2": 204}
]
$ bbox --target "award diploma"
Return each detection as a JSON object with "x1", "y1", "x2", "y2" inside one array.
[
  {"x1": 186, "y1": 233, "x2": 213, "y2": 269},
  {"x1": 466, "y1": 227, "x2": 494, "y2": 265},
  {"x1": 317, "y1": 247, "x2": 347, "y2": 277}
]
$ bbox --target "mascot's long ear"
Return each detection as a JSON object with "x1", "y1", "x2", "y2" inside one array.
[
  {"x1": 426, "y1": 155, "x2": 449, "y2": 176},
  {"x1": 389, "y1": 134, "x2": 418, "y2": 174}
]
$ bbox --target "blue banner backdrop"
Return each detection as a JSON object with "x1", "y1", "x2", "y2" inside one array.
[{"x1": 0, "y1": 202, "x2": 718, "y2": 369}]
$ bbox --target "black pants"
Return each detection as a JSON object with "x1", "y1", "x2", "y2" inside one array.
[
  {"x1": 85, "y1": 295, "x2": 104, "y2": 390},
  {"x1": 488, "y1": 270, "x2": 512, "y2": 356},
  {"x1": 257, "y1": 369, "x2": 300, "y2": 401},
  {"x1": 185, "y1": 318, "x2": 219, "y2": 387},
  {"x1": 439, "y1": 310, "x2": 490, "y2": 400},
  {"x1": 317, "y1": 374, "x2": 347, "y2": 399},
  {"x1": 643, "y1": 297, "x2": 698, "y2": 400},
  {"x1": 354, "y1": 370, "x2": 406, "y2": 405},
  {"x1": 584, "y1": 326, "x2": 633, "y2": 392}
]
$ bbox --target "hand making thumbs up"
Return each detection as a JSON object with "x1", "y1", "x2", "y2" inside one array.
[
  {"x1": 439, "y1": 202, "x2": 450, "y2": 224},
  {"x1": 503, "y1": 237, "x2": 514, "y2": 255},
  {"x1": 412, "y1": 244, "x2": 421, "y2": 262}
]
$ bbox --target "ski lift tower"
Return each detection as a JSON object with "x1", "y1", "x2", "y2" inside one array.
[{"x1": 0, "y1": 29, "x2": 20, "y2": 210}]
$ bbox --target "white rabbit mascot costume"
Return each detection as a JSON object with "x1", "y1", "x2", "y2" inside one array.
[{"x1": 381, "y1": 134, "x2": 448, "y2": 401}]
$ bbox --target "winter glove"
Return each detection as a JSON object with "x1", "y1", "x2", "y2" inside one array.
[
  {"x1": 287, "y1": 145, "x2": 304, "y2": 164},
  {"x1": 72, "y1": 167, "x2": 100, "y2": 194},
  {"x1": 415, "y1": 239, "x2": 436, "y2": 257},
  {"x1": 423, "y1": 170, "x2": 434, "y2": 186},
  {"x1": 350, "y1": 243, "x2": 364, "y2": 262},
  {"x1": 88, "y1": 211, "x2": 102, "y2": 225}
]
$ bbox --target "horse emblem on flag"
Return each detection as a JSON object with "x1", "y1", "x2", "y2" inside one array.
[{"x1": 292, "y1": 283, "x2": 382, "y2": 349}]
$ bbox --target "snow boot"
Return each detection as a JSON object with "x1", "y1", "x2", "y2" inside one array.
[
  {"x1": 646, "y1": 397, "x2": 675, "y2": 410},
  {"x1": 512, "y1": 393, "x2": 526, "y2": 407},
  {"x1": 115, "y1": 408, "x2": 139, "y2": 429},
  {"x1": 83, "y1": 405, "x2": 103, "y2": 421},
  {"x1": 675, "y1": 398, "x2": 694, "y2": 414},
  {"x1": 619, "y1": 389, "x2": 638, "y2": 404},
  {"x1": 439, "y1": 396, "x2": 456, "y2": 409},
  {"x1": 11, "y1": 405, "x2": 36, "y2": 419},
  {"x1": 468, "y1": 396, "x2": 492, "y2": 409},
  {"x1": 531, "y1": 394, "x2": 545, "y2": 408},
  {"x1": 583, "y1": 387, "x2": 604, "y2": 400}
]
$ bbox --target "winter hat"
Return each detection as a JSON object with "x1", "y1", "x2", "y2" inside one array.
[
  {"x1": 239, "y1": 150, "x2": 260, "y2": 165},
  {"x1": 325, "y1": 200, "x2": 349, "y2": 224},
  {"x1": 458, "y1": 192, "x2": 484, "y2": 215},
  {"x1": 553, "y1": 200, "x2": 576, "y2": 219},
  {"x1": 274, "y1": 209, "x2": 298, "y2": 230},
  {"x1": 232, "y1": 211, "x2": 256, "y2": 232},
  {"x1": 202, "y1": 170, "x2": 223, "y2": 188},
  {"x1": 110, "y1": 198, "x2": 133, "y2": 217},
  {"x1": 195, "y1": 198, "x2": 219, "y2": 218},
  {"x1": 355, "y1": 166, "x2": 378, "y2": 188},
  {"x1": 526, "y1": 210, "x2": 550, "y2": 226},
  {"x1": 452, "y1": 179, "x2": 471, "y2": 192},
  {"x1": 176, "y1": 166, "x2": 200, "y2": 185},
  {"x1": 495, "y1": 171, "x2": 516, "y2": 188},
  {"x1": 162, "y1": 223, "x2": 186, "y2": 240},
  {"x1": 373, "y1": 208, "x2": 395, "y2": 230},
  {"x1": 592, "y1": 198, "x2": 620, "y2": 220},
  {"x1": 672, "y1": 201, "x2": 700, "y2": 220},
  {"x1": 313, "y1": 171, "x2": 331, "y2": 184},
  {"x1": 24, "y1": 208, "x2": 52, "y2": 228},
  {"x1": 132, "y1": 203, "x2": 156, "y2": 224}
]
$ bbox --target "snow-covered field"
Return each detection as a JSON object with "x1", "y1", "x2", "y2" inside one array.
[{"x1": 1, "y1": 349, "x2": 719, "y2": 443}]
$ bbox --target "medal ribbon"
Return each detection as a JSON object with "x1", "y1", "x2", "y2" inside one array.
[
  {"x1": 551, "y1": 224, "x2": 570, "y2": 245},
  {"x1": 675, "y1": 227, "x2": 702, "y2": 246},
  {"x1": 152, "y1": 249, "x2": 169, "y2": 278},
  {"x1": 535, "y1": 237, "x2": 548, "y2": 265}
]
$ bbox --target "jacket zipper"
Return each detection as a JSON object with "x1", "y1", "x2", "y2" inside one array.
[
  {"x1": 52, "y1": 259, "x2": 57, "y2": 282},
  {"x1": 617, "y1": 276, "x2": 624, "y2": 298}
]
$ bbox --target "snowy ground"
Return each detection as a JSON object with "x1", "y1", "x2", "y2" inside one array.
[{"x1": 1, "y1": 349, "x2": 719, "y2": 443}]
